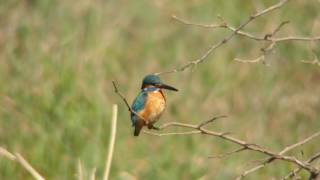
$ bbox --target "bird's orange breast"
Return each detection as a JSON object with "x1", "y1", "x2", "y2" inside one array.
[{"x1": 138, "y1": 90, "x2": 166, "y2": 124}]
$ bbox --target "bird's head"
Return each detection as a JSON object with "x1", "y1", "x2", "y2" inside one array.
[{"x1": 141, "y1": 74, "x2": 178, "y2": 91}]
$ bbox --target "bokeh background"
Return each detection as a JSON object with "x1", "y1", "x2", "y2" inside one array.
[{"x1": 1, "y1": 0, "x2": 320, "y2": 179}]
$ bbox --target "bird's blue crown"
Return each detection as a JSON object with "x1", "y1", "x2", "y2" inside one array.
[{"x1": 141, "y1": 74, "x2": 161, "y2": 88}]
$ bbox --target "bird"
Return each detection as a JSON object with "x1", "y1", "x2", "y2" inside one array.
[{"x1": 130, "y1": 74, "x2": 178, "y2": 136}]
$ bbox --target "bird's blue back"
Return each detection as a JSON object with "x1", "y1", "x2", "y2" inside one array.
[
  {"x1": 130, "y1": 87, "x2": 159, "y2": 126},
  {"x1": 131, "y1": 91, "x2": 147, "y2": 126}
]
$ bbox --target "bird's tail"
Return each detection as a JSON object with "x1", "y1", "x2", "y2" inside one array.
[
  {"x1": 133, "y1": 121, "x2": 144, "y2": 136},
  {"x1": 134, "y1": 125, "x2": 142, "y2": 136}
]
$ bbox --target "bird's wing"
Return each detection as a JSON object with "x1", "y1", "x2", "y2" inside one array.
[{"x1": 130, "y1": 91, "x2": 147, "y2": 126}]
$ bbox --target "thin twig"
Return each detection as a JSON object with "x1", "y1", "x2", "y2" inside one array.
[
  {"x1": 172, "y1": 15, "x2": 223, "y2": 29},
  {"x1": 301, "y1": 53, "x2": 320, "y2": 66},
  {"x1": 234, "y1": 41, "x2": 276, "y2": 65},
  {"x1": 112, "y1": 81, "x2": 145, "y2": 120},
  {"x1": 208, "y1": 147, "x2": 247, "y2": 159},
  {"x1": 112, "y1": 81, "x2": 131, "y2": 111},
  {"x1": 103, "y1": 104, "x2": 118, "y2": 180},
  {"x1": 234, "y1": 55, "x2": 265, "y2": 64},
  {"x1": 269, "y1": 21, "x2": 290, "y2": 37},
  {"x1": 280, "y1": 132, "x2": 320, "y2": 155},
  {"x1": 197, "y1": 115, "x2": 228, "y2": 128}
]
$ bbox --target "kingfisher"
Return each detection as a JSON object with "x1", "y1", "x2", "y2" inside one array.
[{"x1": 130, "y1": 74, "x2": 178, "y2": 136}]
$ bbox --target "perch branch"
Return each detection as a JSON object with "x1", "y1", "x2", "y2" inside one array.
[
  {"x1": 145, "y1": 119, "x2": 319, "y2": 176},
  {"x1": 143, "y1": 130, "x2": 201, "y2": 136}
]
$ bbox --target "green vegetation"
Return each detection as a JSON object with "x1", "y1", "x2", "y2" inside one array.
[{"x1": 0, "y1": 0, "x2": 319, "y2": 179}]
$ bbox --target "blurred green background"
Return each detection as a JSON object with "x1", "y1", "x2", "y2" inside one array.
[{"x1": 1, "y1": 0, "x2": 320, "y2": 179}]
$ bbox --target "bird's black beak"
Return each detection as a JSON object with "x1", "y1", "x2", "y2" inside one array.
[{"x1": 159, "y1": 83, "x2": 178, "y2": 91}]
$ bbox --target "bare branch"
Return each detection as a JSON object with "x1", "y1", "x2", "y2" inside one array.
[
  {"x1": 280, "y1": 132, "x2": 320, "y2": 155},
  {"x1": 172, "y1": 16, "x2": 290, "y2": 43},
  {"x1": 172, "y1": 15, "x2": 222, "y2": 29},
  {"x1": 156, "y1": 0, "x2": 293, "y2": 75},
  {"x1": 236, "y1": 131, "x2": 320, "y2": 179},
  {"x1": 147, "y1": 119, "x2": 320, "y2": 177},
  {"x1": 234, "y1": 41, "x2": 276, "y2": 65},
  {"x1": 274, "y1": 36, "x2": 320, "y2": 42},
  {"x1": 234, "y1": 55, "x2": 265, "y2": 64},
  {"x1": 172, "y1": 10, "x2": 320, "y2": 44},
  {"x1": 197, "y1": 115, "x2": 228, "y2": 128},
  {"x1": 282, "y1": 152, "x2": 320, "y2": 180},
  {"x1": 145, "y1": 118, "x2": 319, "y2": 175},
  {"x1": 160, "y1": 0, "x2": 320, "y2": 70},
  {"x1": 269, "y1": 20, "x2": 290, "y2": 37},
  {"x1": 112, "y1": 81, "x2": 131, "y2": 111}
]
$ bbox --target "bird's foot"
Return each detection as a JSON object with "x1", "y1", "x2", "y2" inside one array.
[
  {"x1": 152, "y1": 126, "x2": 160, "y2": 130},
  {"x1": 148, "y1": 125, "x2": 160, "y2": 130}
]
